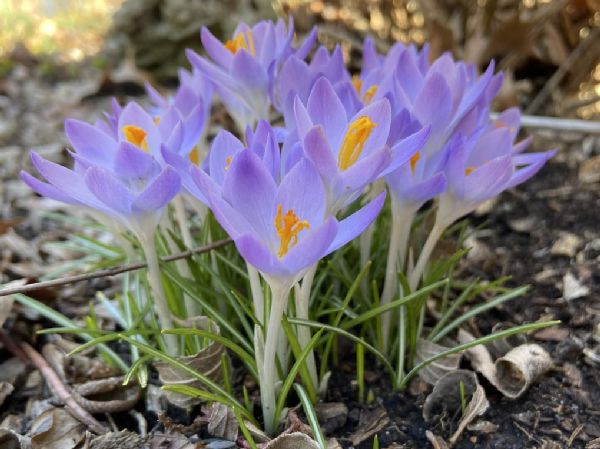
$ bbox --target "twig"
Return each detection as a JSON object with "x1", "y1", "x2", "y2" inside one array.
[
  {"x1": 526, "y1": 26, "x2": 600, "y2": 114},
  {"x1": 490, "y1": 113, "x2": 600, "y2": 135},
  {"x1": 19, "y1": 340, "x2": 109, "y2": 434},
  {"x1": 0, "y1": 239, "x2": 231, "y2": 298}
]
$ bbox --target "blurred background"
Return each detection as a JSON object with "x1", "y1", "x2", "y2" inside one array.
[{"x1": 0, "y1": 0, "x2": 599, "y2": 119}]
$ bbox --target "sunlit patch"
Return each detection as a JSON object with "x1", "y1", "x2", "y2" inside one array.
[
  {"x1": 225, "y1": 155, "x2": 233, "y2": 171},
  {"x1": 224, "y1": 31, "x2": 256, "y2": 55},
  {"x1": 274, "y1": 204, "x2": 310, "y2": 258},
  {"x1": 465, "y1": 166, "x2": 475, "y2": 176},
  {"x1": 189, "y1": 146, "x2": 200, "y2": 166},
  {"x1": 337, "y1": 116, "x2": 377, "y2": 171},
  {"x1": 123, "y1": 125, "x2": 149, "y2": 152},
  {"x1": 409, "y1": 151, "x2": 421, "y2": 174}
]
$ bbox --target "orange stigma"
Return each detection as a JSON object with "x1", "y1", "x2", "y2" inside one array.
[
  {"x1": 409, "y1": 151, "x2": 421, "y2": 174},
  {"x1": 224, "y1": 31, "x2": 255, "y2": 55},
  {"x1": 352, "y1": 75, "x2": 362, "y2": 94},
  {"x1": 465, "y1": 166, "x2": 475, "y2": 176},
  {"x1": 123, "y1": 125, "x2": 149, "y2": 152},
  {"x1": 189, "y1": 146, "x2": 200, "y2": 166},
  {"x1": 225, "y1": 155, "x2": 233, "y2": 171},
  {"x1": 362, "y1": 85, "x2": 378, "y2": 104},
  {"x1": 274, "y1": 204, "x2": 310, "y2": 257},
  {"x1": 337, "y1": 116, "x2": 377, "y2": 171}
]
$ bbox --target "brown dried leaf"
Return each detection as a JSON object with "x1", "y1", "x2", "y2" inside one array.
[
  {"x1": 30, "y1": 408, "x2": 86, "y2": 449},
  {"x1": 414, "y1": 338, "x2": 462, "y2": 385},
  {"x1": 263, "y1": 432, "x2": 320, "y2": 449},
  {"x1": 155, "y1": 317, "x2": 225, "y2": 409},
  {"x1": 207, "y1": 403, "x2": 238, "y2": 441},
  {"x1": 349, "y1": 407, "x2": 389, "y2": 446},
  {"x1": 89, "y1": 430, "x2": 147, "y2": 449}
]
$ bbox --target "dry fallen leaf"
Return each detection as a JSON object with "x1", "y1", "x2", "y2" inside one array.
[
  {"x1": 155, "y1": 316, "x2": 225, "y2": 409},
  {"x1": 458, "y1": 330, "x2": 553, "y2": 399},
  {"x1": 30, "y1": 407, "x2": 86, "y2": 449},
  {"x1": 263, "y1": 432, "x2": 320, "y2": 449},
  {"x1": 207, "y1": 403, "x2": 238, "y2": 441},
  {"x1": 414, "y1": 338, "x2": 462, "y2": 385}
]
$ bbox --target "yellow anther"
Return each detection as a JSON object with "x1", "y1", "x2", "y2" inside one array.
[
  {"x1": 123, "y1": 125, "x2": 149, "y2": 152},
  {"x1": 352, "y1": 75, "x2": 363, "y2": 94},
  {"x1": 362, "y1": 85, "x2": 378, "y2": 104},
  {"x1": 224, "y1": 31, "x2": 255, "y2": 55},
  {"x1": 465, "y1": 166, "x2": 475, "y2": 176},
  {"x1": 189, "y1": 146, "x2": 200, "y2": 166},
  {"x1": 494, "y1": 120, "x2": 516, "y2": 133},
  {"x1": 337, "y1": 116, "x2": 377, "y2": 171},
  {"x1": 409, "y1": 151, "x2": 421, "y2": 174},
  {"x1": 274, "y1": 204, "x2": 310, "y2": 258},
  {"x1": 153, "y1": 116, "x2": 161, "y2": 125},
  {"x1": 225, "y1": 155, "x2": 233, "y2": 171}
]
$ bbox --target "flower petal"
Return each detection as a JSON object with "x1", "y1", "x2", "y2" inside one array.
[{"x1": 132, "y1": 166, "x2": 181, "y2": 213}]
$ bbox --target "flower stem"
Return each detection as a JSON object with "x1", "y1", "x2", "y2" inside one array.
[
  {"x1": 296, "y1": 264, "x2": 319, "y2": 389},
  {"x1": 260, "y1": 281, "x2": 290, "y2": 435},
  {"x1": 138, "y1": 235, "x2": 178, "y2": 356},
  {"x1": 247, "y1": 263, "x2": 264, "y2": 325},
  {"x1": 380, "y1": 201, "x2": 415, "y2": 354},
  {"x1": 408, "y1": 220, "x2": 446, "y2": 292}
]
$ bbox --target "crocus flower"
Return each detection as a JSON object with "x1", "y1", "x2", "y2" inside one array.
[
  {"x1": 289, "y1": 77, "x2": 428, "y2": 212},
  {"x1": 275, "y1": 45, "x2": 359, "y2": 126},
  {"x1": 21, "y1": 102, "x2": 183, "y2": 236},
  {"x1": 191, "y1": 148, "x2": 385, "y2": 433},
  {"x1": 437, "y1": 109, "x2": 555, "y2": 227},
  {"x1": 187, "y1": 18, "x2": 316, "y2": 133},
  {"x1": 146, "y1": 68, "x2": 212, "y2": 163},
  {"x1": 162, "y1": 120, "x2": 280, "y2": 203}
]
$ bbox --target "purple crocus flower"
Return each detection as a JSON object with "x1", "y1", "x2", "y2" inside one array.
[
  {"x1": 146, "y1": 68, "x2": 212, "y2": 163},
  {"x1": 289, "y1": 77, "x2": 428, "y2": 212},
  {"x1": 21, "y1": 101, "x2": 183, "y2": 237},
  {"x1": 438, "y1": 109, "x2": 555, "y2": 226},
  {"x1": 192, "y1": 148, "x2": 385, "y2": 285},
  {"x1": 190, "y1": 146, "x2": 384, "y2": 433},
  {"x1": 275, "y1": 45, "x2": 359, "y2": 126},
  {"x1": 187, "y1": 18, "x2": 316, "y2": 133},
  {"x1": 163, "y1": 119, "x2": 280, "y2": 203}
]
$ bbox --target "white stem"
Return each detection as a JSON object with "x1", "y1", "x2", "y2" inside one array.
[
  {"x1": 247, "y1": 263, "x2": 264, "y2": 325},
  {"x1": 296, "y1": 264, "x2": 319, "y2": 389},
  {"x1": 138, "y1": 235, "x2": 178, "y2": 356},
  {"x1": 260, "y1": 281, "x2": 290, "y2": 435},
  {"x1": 380, "y1": 201, "x2": 415, "y2": 354},
  {"x1": 173, "y1": 196, "x2": 195, "y2": 247},
  {"x1": 408, "y1": 221, "x2": 446, "y2": 292}
]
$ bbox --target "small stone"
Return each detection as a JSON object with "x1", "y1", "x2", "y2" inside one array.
[
  {"x1": 508, "y1": 217, "x2": 537, "y2": 233},
  {"x1": 316, "y1": 403, "x2": 348, "y2": 434},
  {"x1": 563, "y1": 272, "x2": 589, "y2": 300},
  {"x1": 578, "y1": 155, "x2": 600, "y2": 183},
  {"x1": 551, "y1": 232, "x2": 582, "y2": 257}
]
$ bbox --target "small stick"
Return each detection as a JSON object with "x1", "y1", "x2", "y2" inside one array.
[
  {"x1": 19, "y1": 341, "x2": 108, "y2": 434},
  {"x1": 489, "y1": 113, "x2": 600, "y2": 135},
  {"x1": 0, "y1": 239, "x2": 231, "y2": 298}
]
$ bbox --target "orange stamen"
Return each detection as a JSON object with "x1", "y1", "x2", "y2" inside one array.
[
  {"x1": 409, "y1": 151, "x2": 421, "y2": 174},
  {"x1": 123, "y1": 125, "x2": 149, "y2": 152},
  {"x1": 465, "y1": 166, "x2": 475, "y2": 176},
  {"x1": 362, "y1": 85, "x2": 378, "y2": 104},
  {"x1": 189, "y1": 146, "x2": 200, "y2": 166},
  {"x1": 352, "y1": 75, "x2": 363, "y2": 94},
  {"x1": 274, "y1": 204, "x2": 310, "y2": 258},
  {"x1": 337, "y1": 116, "x2": 377, "y2": 171},
  {"x1": 224, "y1": 31, "x2": 255, "y2": 55},
  {"x1": 225, "y1": 155, "x2": 233, "y2": 171}
]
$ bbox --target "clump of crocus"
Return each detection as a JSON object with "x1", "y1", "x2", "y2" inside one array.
[
  {"x1": 21, "y1": 101, "x2": 186, "y2": 355},
  {"x1": 187, "y1": 18, "x2": 316, "y2": 133},
  {"x1": 191, "y1": 147, "x2": 385, "y2": 434}
]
